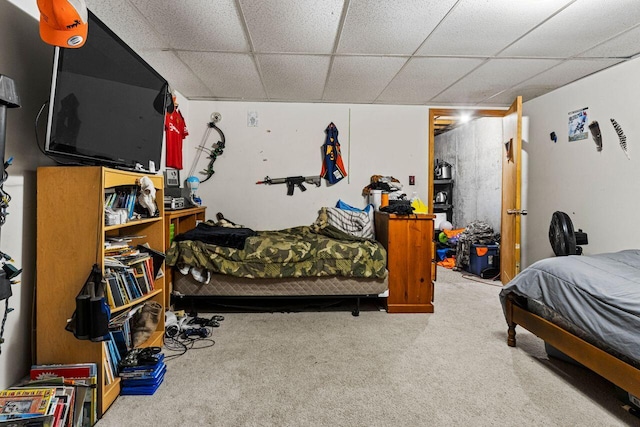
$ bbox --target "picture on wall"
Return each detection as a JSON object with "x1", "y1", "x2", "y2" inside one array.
[{"x1": 568, "y1": 107, "x2": 589, "y2": 142}]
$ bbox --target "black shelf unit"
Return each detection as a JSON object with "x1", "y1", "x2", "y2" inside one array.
[{"x1": 433, "y1": 179, "x2": 453, "y2": 223}]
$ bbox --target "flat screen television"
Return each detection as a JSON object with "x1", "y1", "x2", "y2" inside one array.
[{"x1": 44, "y1": 10, "x2": 168, "y2": 173}]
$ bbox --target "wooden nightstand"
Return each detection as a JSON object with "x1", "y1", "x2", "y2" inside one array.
[{"x1": 375, "y1": 212, "x2": 435, "y2": 313}]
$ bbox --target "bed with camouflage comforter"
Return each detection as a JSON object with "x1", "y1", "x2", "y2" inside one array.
[{"x1": 166, "y1": 220, "x2": 388, "y2": 298}]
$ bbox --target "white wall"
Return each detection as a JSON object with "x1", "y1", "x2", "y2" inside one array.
[
  {"x1": 523, "y1": 58, "x2": 640, "y2": 267},
  {"x1": 0, "y1": 0, "x2": 56, "y2": 388},
  {"x1": 434, "y1": 117, "x2": 503, "y2": 231},
  {"x1": 184, "y1": 101, "x2": 430, "y2": 230}
]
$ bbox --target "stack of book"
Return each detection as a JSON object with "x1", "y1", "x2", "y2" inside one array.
[
  {"x1": 104, "y1": 256, "x2": 156, "y2": 308},
  {"x1": 0, "y1": 387, "x2": 57, "y2": 426},
  {"x1": 104, "y1": 186, "x2": 137, "y2": 220},
  {"x1": 103, "y1": 332, "x2": 123, "y2": 386},
  {"x1": 119, "y1": 354, "x2": 166, "y2": 396},
  {"x1": 0, "y1": 363, "x2": 98, "y2": 427},
  {"x1": 103, "y1": 243, "x2": 165, "y2": 309}
]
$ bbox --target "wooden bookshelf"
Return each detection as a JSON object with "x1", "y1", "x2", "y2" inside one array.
[{"x1": 36, "y1": 166, "x2": 166, "y2": 418}]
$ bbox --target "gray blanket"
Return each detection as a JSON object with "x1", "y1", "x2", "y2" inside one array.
[{"x1": 499, "y1": 249, "x2": 640, "y2": 363}]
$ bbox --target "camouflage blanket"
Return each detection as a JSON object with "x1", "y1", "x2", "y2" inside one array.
[{"x1": 166, "y1": 225, "x2": 387, "y2": 279}]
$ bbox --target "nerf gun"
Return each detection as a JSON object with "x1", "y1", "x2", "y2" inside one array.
[{"x1": 256, "y1": 175, "x2": 321, "y2": 196}]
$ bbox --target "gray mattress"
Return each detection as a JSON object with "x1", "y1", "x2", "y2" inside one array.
[
  {"x1": 499, "y1": 249, "x2": 640, "y2": 365},
  {"x1": 173, "y1": 271, "x2": 388, "y2": 297}
]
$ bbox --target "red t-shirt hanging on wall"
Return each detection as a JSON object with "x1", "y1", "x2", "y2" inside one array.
[{"x1": 165, "y1": 109, "x2": 189, "y2": 170}]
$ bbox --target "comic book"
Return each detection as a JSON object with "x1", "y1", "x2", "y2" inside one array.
[
  {"x1": 29, "y1": 364, "x2": 96, "y2": 427},
  {"x1": 0, "y1": 388, "x2": 55, "y2": 416}
]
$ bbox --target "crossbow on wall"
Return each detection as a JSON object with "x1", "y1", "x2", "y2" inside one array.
[{"x1": 187, "y1": 112, "x2": 226, "y2": 183}]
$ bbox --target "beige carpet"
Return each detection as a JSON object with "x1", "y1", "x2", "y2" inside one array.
[{"x1": 96, "y1": 269, "x2": 639, "y2": 426}]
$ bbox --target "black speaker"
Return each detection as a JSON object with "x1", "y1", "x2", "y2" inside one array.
[
  {"x1": 74, "y1": 294, "x2": 91, "y2": 340},
  {"x1": 89, "y1": 296, "x2": 110, "y2": 341}
]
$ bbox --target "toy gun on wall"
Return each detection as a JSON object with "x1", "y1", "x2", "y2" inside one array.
[{"x1": 256, "y1": 175, "x2": 321, "y2": 196}]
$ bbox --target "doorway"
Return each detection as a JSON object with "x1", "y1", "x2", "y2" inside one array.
[{"x1": 428, "y1": 97, "x2": 523, "y2": 284}]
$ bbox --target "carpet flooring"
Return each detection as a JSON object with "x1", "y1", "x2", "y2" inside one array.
[{"x1": 96, "y1": 269, "x2": 639, "y2": 426}]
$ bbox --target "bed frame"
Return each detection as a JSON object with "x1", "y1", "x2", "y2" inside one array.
[
  {"x1": 171, "y1": 271, "x2": 388, "y2": 316},
  {"x1": 505, "y1": 294, "x2": 640, "y2": 398}
]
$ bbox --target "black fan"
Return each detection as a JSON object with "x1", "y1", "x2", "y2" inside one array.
[{"x1": 549, "y1": 211, "x2": 588, "y2": 256}]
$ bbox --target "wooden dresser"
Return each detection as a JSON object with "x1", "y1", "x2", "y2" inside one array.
[
  {"x1": 164, "y1": 206, "x2": 206, "y2": 307},
  {"x1": 375, "y1": 212, "x2": 435, "y2": 313}
]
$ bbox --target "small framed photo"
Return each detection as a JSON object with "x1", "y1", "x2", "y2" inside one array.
[{"x1": 164, "y1": 169, "x2": 180, "y2": 187}]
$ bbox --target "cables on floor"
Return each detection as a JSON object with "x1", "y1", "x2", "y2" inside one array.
[
  {"x1": 162, "y1": 313, "x2": 224, "y2": 361},
  {"x1": 163, "y1": 333, "x2": 215, "y2": 361}
]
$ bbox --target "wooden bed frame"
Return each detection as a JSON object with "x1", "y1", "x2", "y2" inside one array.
[{"x1": 505, "y1": 294, "x2": 640, "y2": 398}]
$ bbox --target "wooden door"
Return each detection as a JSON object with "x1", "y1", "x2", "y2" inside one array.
[{"x1": 500, "y1": 97, "x2": 523, "y2": 284}]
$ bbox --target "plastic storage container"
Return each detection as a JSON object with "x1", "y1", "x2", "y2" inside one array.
[{"x1": 468, "y1": 243, "x2": 499, "y2": 276}]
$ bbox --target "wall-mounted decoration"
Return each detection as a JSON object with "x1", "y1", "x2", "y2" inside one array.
[
  {"x1": 588, "y1": 121, "x2": 602, "y2": 152},
  {"x1": 610, "y1": 118, "x2": 630, "y2": 159},
  {"x1": 320, "y1": 122, "x2": 347, "y2": 185},
  {"x1": 568, "y1": 107, "x2": 588, "y2": 142},
  {"x1": 504, "y1": 138, "x2": 513, "y2": 162}
]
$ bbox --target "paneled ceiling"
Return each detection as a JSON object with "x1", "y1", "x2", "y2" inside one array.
[{"x1": 85, "y1": 0, "x2": 640, "y2": 107}]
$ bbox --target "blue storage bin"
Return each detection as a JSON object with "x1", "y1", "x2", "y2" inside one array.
[{"x1": 468, "y1": 243, "x2": 499, "y2": 276}]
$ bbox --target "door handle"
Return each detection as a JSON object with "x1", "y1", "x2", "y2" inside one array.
[{"x1": 507, "y1": 209, "x2": 528, "y2": 215}]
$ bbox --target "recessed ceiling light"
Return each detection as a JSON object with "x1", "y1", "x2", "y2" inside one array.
[{"x1": 459, "y1": 113, "x2": 472, "y2": 124}]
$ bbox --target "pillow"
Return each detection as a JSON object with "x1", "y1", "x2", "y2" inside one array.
[
  {"x1": 323, "y1": 207, "x2": 374, "y2": 240},
  {"x1": 336, "y1": 200, "x2": 375, "y2": 238},
  {"x1": 336, "y1": 199, "x2": 372, "y2": 213}
]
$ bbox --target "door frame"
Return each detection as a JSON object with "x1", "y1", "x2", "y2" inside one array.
[{"x1": 428, "y1": 105, "x2": 519, "y2": 283}]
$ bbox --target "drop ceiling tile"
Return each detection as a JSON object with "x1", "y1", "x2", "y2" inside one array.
[
  {"x1": 257, "y1": 54, "x2": 329, "y2": 101},
  {"x1": 338, "y1": 0, "x2": 458, "y2": 55},
  {"x1": 481, "y1": 87, "x2": 557, "y2": 106},
  {"x1": 86, "y1": 0, "x2": 169, "y2": 50},
  {"x1": 137, "y1": 50, "x2": 213, "y2": 98},
  {"x1": 129, "y1": 0, "x2": 248, "y2": 51},
  {"x1": 324, "y1": 56, "x2": 408, "y2": 103},
  {"x1": 486, "y1": 59, "x2": 623, "y2": 104},
  {"x1": 500, "y1": 0, "x2": 640, "y2": 58},
  {"x1": 417, "y1": 0, "x2": 574, "y2": 56},
  {"x1": 578, "y1": 25, "x2": 640, "y2": 58},
  {"x1": 178, "y1": 52, "x2": 266, "y2": 100},
  {"x1": 377, "y1": 57, "x2": 485, "y2": 104},
  {"x1": 433, "y1": 58, "x2": 560, "y2": 104},
  {"x1": 239, "y1": 0, "x2": 343, "y2": 53}
]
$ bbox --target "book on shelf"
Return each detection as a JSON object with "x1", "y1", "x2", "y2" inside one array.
[
  {"x1": 136, "y1": 244, "x2": 165, "y2": 280},
  {"x1": 104, "y1": 187, "x2": 138, "y2": 220},
  {"x1": 103, "y1": 333, "x2": 123, "y2": 386},
  {"x1": 107, "y1": 305, "x2": 144, "y2": 357},
  {"x1": 104, "y1": 245, "x2": 159, "y2": 309},
  {"x1": 105, "y1": 276, "x2": 124, "y2": 307}
]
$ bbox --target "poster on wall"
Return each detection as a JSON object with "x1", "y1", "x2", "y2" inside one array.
[{"x1": 568, "y1": 107, "x2": 589, "y2": 142}]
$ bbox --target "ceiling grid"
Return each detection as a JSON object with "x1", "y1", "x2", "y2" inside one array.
[{"x1": 85, "y1": 0, "x2": 640, "y2": 107}]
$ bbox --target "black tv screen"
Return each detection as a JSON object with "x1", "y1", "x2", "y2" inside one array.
[{"x1": 45, "y1": 10, "x2": 167, "y2": 173}]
